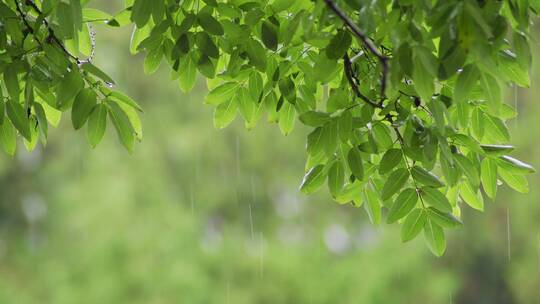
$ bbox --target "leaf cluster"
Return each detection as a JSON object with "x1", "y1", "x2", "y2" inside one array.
[{"x1": 0, "y1": 0, "x2": 537, "y2": 255}]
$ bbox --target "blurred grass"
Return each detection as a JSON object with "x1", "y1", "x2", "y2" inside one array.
[{"x1": 0, "y1": 3, "x2": 539, "y2": 304}]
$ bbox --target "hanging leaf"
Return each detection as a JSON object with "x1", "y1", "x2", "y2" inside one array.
[
  {"x1": 72, "y1": 88, "x2": 97, "y2": 130},
  {"x1": 387, "y1": 188, "x2": 418, "y2": 224},
  {"x1": 381, "y1": 168, "x2": 409, "y2": 200},
  {"x1": 87, "y1": 103, "x2": 107, "y2": 148},
  {"x1": 401, "y1": 208, "x2": 427, "y2": 242}
]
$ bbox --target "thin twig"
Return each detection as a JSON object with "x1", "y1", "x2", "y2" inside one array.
[
  {"x1": 391, "y1": 121, "x2": 427, "y2": 209},
  {"x1": 25, "y1": 0, "x2": 81, "y2": 63},
  {"x1": 343, "y1": 53, "x2": 382, "y2": 109},
  {"x1": 323, "y1": 0, "x2": 389, "y2": 101},
  {"x1": 14, "y1": 0, "x2": 38, "y2": 42}
]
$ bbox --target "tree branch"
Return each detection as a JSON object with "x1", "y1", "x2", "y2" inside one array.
[
  {"x1": 324, "y1": 0, "x2": 389, "y2": 101},
  {"x1": 14, "y1": 0, "x2": 37, "y2": 38},
  {"x1": 343, "y1": 53, "x2": 382, "y2": 109},
  {"x1": 24, "y1": 0, "x2": 81, "y2": 64}
]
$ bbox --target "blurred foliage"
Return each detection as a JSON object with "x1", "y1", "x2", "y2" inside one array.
[{"x1": 0, "y1": 1, "x2": 539, "y2": 303}]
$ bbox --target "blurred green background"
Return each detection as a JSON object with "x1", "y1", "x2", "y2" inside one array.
[{"x1": 1, "y1": 3, "x2": 540, "y2": 303}]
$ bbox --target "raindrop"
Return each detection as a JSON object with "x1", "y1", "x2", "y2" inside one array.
[
  {"x1": 235, "y1": 135, "x2": 241, "y2": 177},
  {"x1": 249, "y1": 203, "x2": 254, "y2": 240},
  {"x1": 259, "y1": 232, "x2": 264, "y2": 278},
  {"x1": 506, "y1": 207, "x2": 511, "y2": 262},
  {"x1": 537, "y1": 234, "x2": 540, "y2": 271},
  {"x1": 226, "y1": 280, "x2": 230, "y2": 304},
  {"x1": 514, "y1": 85, "x2": 518, "y2": 129},
  {"x1": 189, "y1": 182, "x2": 195, "y2": 215}
]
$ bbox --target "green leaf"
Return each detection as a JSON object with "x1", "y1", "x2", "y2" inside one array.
[
  {"x1": 131, "y1": 0, "x2": 152, "y2": 28},
  {"x1": 300, "y1": 164, "x2": 327, "y2": 194},
  {"x1": 81, "y1": 63, "x2": 116, "y2": 85},
  {"x1": 261, "y1": 20, "x2": 278, "y2": 51},
  {"x1": 56, "y1": 2, "x2": 75, "y2": 38},
  {"x1": 0, "y1": 119, "x2": 17, "y2": 156},
  {"x1": 83, "y1": 8, "x2": 112, "y2": 21},
  {"x1": 471, "y1": 107, "x2": 485, "y2": 140},
  {"x1": 144, "y1": 48, "x2": 162, "y2": 74},
  {"x1": 401, "y1": 208, "x2": 427, "y2": 242},
  {"x1": 107, "y1": 100, "x2": 135, "y2": 152},
  {"x1": 213, "y1": 98, "x2": 238, "y2": 129},
  {"x1": 299, "y1": 111, "x2": 331, "y2": 127},
  {"x1": 325, "y1": 30, "x2": 352, "y2": 59},
  {"x1": 499, "y1": 53, "x2": 530, "y2": 87},
  {"x1": 459, "y1": 181, "x2": 484, "y2": 211},
  {"x1": 197, "y1": 12, "x2": 224, "y2": 36},
  {"x1": 412, "y1": 49, "x2": 435, "y2": 102},
  {"x1": 238, "y1": 87, "x2": 257, "y2": 125},
  {"x1": 86, "y1": 103, "x2": 107, "y2": 148},
  {"x1": 379, "y1": 149, "x2": 402, "y2": 174},
  {"x1": 196, "y1": 55, "x2": 216, "y2": 79},
  {"x1": 420, "y1": 187, "x2": 452, "y2": 213},
  {"x1": 279, "y1": 101, "x2": 295, "y2": 135},
  {"x1": 481, "y1": 144, "x2": 514, "y2": 156},
  {"x1": 449, "y1": 134, "x2": 483, "y2": 155},
  {"x1": 307, "y1": 127, "x2": 324, "y2": 157},
  {"x1": 321, "y1": 120, "x2": 338, "y2": 156},
  {"x1": 479, "y1": 72, "x2": 502, "y2": 114},
  {"x1": 245, "y1": 39, "x2": 267, "y2": 71},
  {"x1": 347, "y1": 147, "x2": 364, "y2": 181},
  {"x1": 498, "y1": 166, "x2": 529, "y2": 193},
  {"x1": 56, "y1": 70, "x2": 84, "y2": 110},
  {"x1": 6, "y1": 100, "x2": 31, "y2": 140},
  {"x1": 426, "y1": 207, "x2": 462, "y2": 228},
  {"x1": 424, "y1": 219, "x2": 446, "y2": 256},
  {"x1": 110, "y1": 98, "x2": 142, "y2": 141},
  {"x1": 481, "y1": 158, "x2": 498, "y2": 199},
  {"x1": 23, "y1": 116, "x2": 39, "y2": 152},
  {"x1": 484, "y1": 115, "x2": 510, "y2": 142},
  {"x1": 381, "y1": 168, "x2": 409, "y2": 200},
  {"x1": 108, "y1": 91, "x2": 143, "y2": 112},
  {"x1": 172, "y1": 34, "x2": 190, "y2": 58},
  {"x1": 196, "y1": 32, "x2": 219, "y2": 59},
  {"x1": 328, "y1": 160, "x2": 344, "y2": 197},
  {"x1": 497, "y1": 155, "x2": 535, "y2": 174},
  {"x1": 71, "y1": 88, "x2": 97, "y2": 130},
  {"x1": 33, "y1": 103, "x2": 48, "y2": 142},
  {"x1": 513, "y1": 32, "x2": 532, "y2": 68},
  {"x1": 371, "y1": 122, "x2": 393, "y2": 149},
  {"x1": 337, "y1": 111, "x2": 353, "y2": 142},
  {"x1": 178, "y1": 55, "x2": 197, "y2": 93},
  {"x1": 454, "y1": 64, "x2": 479, "y2": 103},
  {"x1": 206, "y1": 82, "x2": 240, "y2": 106},
  {"x1": 454, "y1": 154, "x2": 480, "y2": 187},
  {"x1": 3, "y1": 69, "x2": 20, "y2": 103},
  {"x1": 278, "y1": 77, "x2": 296, "y2": 102},
  {"x1": 387, "y1": 188, "x2": 418, "y2": 224},
  {"x1": 411, "y1": 166, "x2": 445, "y2": 188},
  {"x1": 335, "y1": 181, "x2": 363, "y2": 204},
  {"x1": 363, "y1": 184, "x2": 381, "y2": 225}
]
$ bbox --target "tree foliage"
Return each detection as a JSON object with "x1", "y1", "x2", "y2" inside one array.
[{"x1": 0, "y1": 0, "x2": 537, "y2": 255}]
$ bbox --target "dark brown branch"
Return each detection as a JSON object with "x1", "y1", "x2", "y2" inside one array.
[
  {"x1": 14, "y1": 0, "x2": 36, "y2": 36},
  {"x1": 24, "y1": 0, "x2": 81, "y2": 64},
  {"x1": 343, "y1": 53, "x2": 382, "y2": 109},
  {"x1": 324, "y1": 0, "x2": 389, "y2": 101}
]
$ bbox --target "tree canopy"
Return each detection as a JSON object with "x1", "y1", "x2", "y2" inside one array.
[{"x1": 0, "y1": 0, "x2": 537, "y2": 255}]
